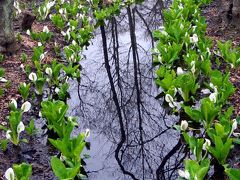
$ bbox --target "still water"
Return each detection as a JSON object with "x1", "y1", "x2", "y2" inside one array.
[{"x1": 68, "y1": 1, "x2": 182, "y2": 180}]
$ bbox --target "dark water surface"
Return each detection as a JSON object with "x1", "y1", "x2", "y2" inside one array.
[{"x1": 68, "y1": 1, "x2": 184, "y2": 180}]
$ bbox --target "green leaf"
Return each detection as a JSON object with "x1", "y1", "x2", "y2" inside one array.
[
  {"x1": 13, "y1": 163, "x2": 32, "y2": 180},
  {"x1": 0, "y1": 139, "x2": 8, "y2": 151},
  {"x1": 225, "y1": 168, "x2": 240, "y2": 180},
  {"x1": 51, "y1": 157, "x2": 80, "y2": 179}
]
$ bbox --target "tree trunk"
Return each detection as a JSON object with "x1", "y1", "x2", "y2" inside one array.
[
  {"x1": 217, "y1": 0, "x2": 240, "y2": 27},
  {"x1": 0, "y1": 0, "x2": 16, "y2": 53}
]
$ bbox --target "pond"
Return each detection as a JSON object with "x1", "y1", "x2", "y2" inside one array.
[{"x1": 67, "y1": 1, "x2": 184, "y2": 179}]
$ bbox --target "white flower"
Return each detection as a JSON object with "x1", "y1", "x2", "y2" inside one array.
[
  {"x1": 192, "y1": 26, "x2": 197, "y2": 32},
  {"x1": 178, "y1": 4, "x2": 183, "y2": 10},
  {"x1": 21, "y1": 101, "x2": 31, "y2": 112},
  {"x1": 201, "y1": 89, "x2": 211, "y2": 95},
  {"x1": 61, "y1": 28, "x2": 71, "y2": 41},
  {"x1": 85, "y1": 128, "x2": 90, "y2": 138},
  {"x1": 71, "y1": 26, "x2": 75, "y2": 31},
  {"x1": 45, "y1": 67, "x2": 52, "y2": 76},
  {"x1": 202, "y1": 138, "x2": 211, "y2": 150},
  {"x1": 5, "y1": 168, "x2": 14, "y2": 180},
  {"x1": 209, "y1": 92, "x2": 217, "y2": 103},
  {"x1": 180, "y1": 23, "x2": 184, "y2": 30},
  {"x1": 43, "y1": 6, "x2": 47, "y2": 14},
  {"x1": 60, "y1": 153, "x2": 67, "y2": 161},
  {"x1": 20, "y1": 64, "x2": 25, "y2": 72},
  {"x1": 17, "y1": 121, "x2": 25, "y2": 134},
  {"x1": 0, "y1": 77, "x2": 8, "y2": 82},
  {"x1": 43, "y1": 26, "x2": 49, "y2": 33},
  {"x1": 10, "y1": 99, "x2": 17, "y2": 108},
  {"x1": 29, "y1": 72, "x2": 37, "y2": 82},
  {"x1": 207, "y1": 47, "x2": 211, "y2": 56},
  {"x1": 26, "y1": 29, "x2": 31, "y2": 36},
  {"x1": 190, "y1": 34, "x2": 198, "y2": 44},
  {"x1": 210, "y1": 83, "x2": 218, "y2": 93},
  {"x1": 38, "y1": 42, "x2": 42, "y2": 46},
  {"x1": 232, "y1": 119, "x2": 238, "y2": 132},
  {"x1": 165, "y1": 94, "x2": 177, "y2": 108},
  {"x1": 46, "y1": 1, "x2": 55, "y2": 10},
  {"x1": 177, "y1": 67, "x2": 185, "y2": 76},
  {"x1": 6, "y1": 130, "x2": 12, "y2": 140},
  {"x1": 55, "y1": 87, "x2": 60, "y2": 94},
  {"x1": 178, "y1": 169, "x2": 190, "y2": 179},
  {"x1": 40, "y1": 53, "x2": 45, "y2": 61},
  {"x1": 72, "y1": 40, "x2": 77, "y2": 46},
  {"x1": 161, "y1": 30, "x2": 168, "y2": 36},
  {"x1": 59, "y1": 8, "x2": 64, "y2": 14},
  {"x1": 180, "y1": 120, "x2": 188, "y2": 131},
  {"x1": 39, "y1": 111, "x2": 42, "y2": 117},
  {"x1": 191, "y1": 61, "x2": 196, "y2": 74},
  {"x1": 233, "y1": 132, "x2": 240, "y2": 137}
]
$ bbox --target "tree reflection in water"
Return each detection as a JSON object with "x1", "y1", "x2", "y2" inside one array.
[{"x1": 68, "y1": 0, "x2": 187, "y2": 179}]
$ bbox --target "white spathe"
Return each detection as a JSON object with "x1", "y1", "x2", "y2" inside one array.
[
  {"x1": 10, "y1": 99, "x2": 17, "y2": 109},
  {"x1": 177, "y1": 67, "x2": 185, "y2": 76},
  {"x1": 55, "y1": 87, "x2": 60, "y2": 94},
  {"x1": 0, "y1": 77, "x2": 8, "y2": 82},
  {"x1": 6, "y1": 130, "x2": 12, "y2": 140},
  {"x1": 178, "y1": 169, "x2": 190, "y2": 179},
  {"x1": 232, "y1": 119, "x2": 238, "y2": 132},
  {"x1": 202, "y1": 138, "x2": 211, "y2": 150},
  {"x1": 21, "y1": 101, "x2": 31, "y2": 112},
  {"x1": 165, "y1": 94, "x2": 177, "y2": 108},
  {"x1": 5, "y1": 168, "x2": 14, "y2": 180},
  {"x1": 43, "y1": 26, "x2": 49, "y2": 33},
  {"x1": 201, "y1": 89, "x2": 211, "y2": 95},
  {"x1": 209, "y1": 92, "x2": 217, "y2": 103},
  {"x1": 190, "y1": 34, "x2": 198, "y2": 44},
  {"x1": 180, "y1": 120, "x2": 188, "y2": 131},
  {"x1": 85, "y1": 128, "x2": 90, "y2": 138},
  {"x1": 17, "y1": 121, "x2": 25, "y2": 134},
  {"x1": 26, "y1": 29, "x2": 31, "y2": 36},
  {"x1": 29, "y1": 72, "x2": 37, "y2": 82},
  {"x1": 45, "y1": 67, "x2": 52, "y2": 76}
]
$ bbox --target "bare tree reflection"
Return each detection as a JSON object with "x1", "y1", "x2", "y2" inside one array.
[{"x1": 69, "y1": 0, "x2": 186, "y2": 180}]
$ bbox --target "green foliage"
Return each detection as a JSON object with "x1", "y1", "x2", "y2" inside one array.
[
  {"x1": 208, "y1": 136, "x2": 232, "y2": 165},
  {"x1": 49, "y1": 133, "x2": 86, "y2": 163},
  {"x1": 153, "y1": 0, "x2": 239, "y2": 178},
  {"x1": 50, "y1": 14, "x2": 65, "y2": 30},
  {"x1": 41, "y1": 100, "x2": 77, "y2": 138},
  {"x1": 13, "y1": 163, "x2": 32, "y2": 180},
  {"x1": 51, "y1": 157, "x2": 80, "y2": 180},
  {"x1": 0, "y1": 54, "x2": 4, "y2": 63},
  {"x1": 184, "y1": 159, "x2": 210, "y2": 180},
  {"x1": 18, "y1": 83, "x2": 30, "y2": 101},
  {"x1": 225, "y1": 166, "x2": 240, "y2": 180},
  {"x1": 21, "y1": 53, "x2": 28, "y2": 63},
  {"x1": 217, "y1": 41, "x2": 240, "y2": 67},
  {"x1": 25, "y1": 118, "x2": 36, "y2": 136},
  {"x1": 183, "y1": 133, "x2": 204, "y2": 161}
]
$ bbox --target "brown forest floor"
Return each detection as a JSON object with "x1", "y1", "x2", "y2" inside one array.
[{"x1": 204, "y1": 3, "x2": 240, "y2": 118}]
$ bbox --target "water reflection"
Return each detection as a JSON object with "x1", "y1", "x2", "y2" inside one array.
[{"x1": 68, "y1": 1, "x2": 185, "y2": 179}]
